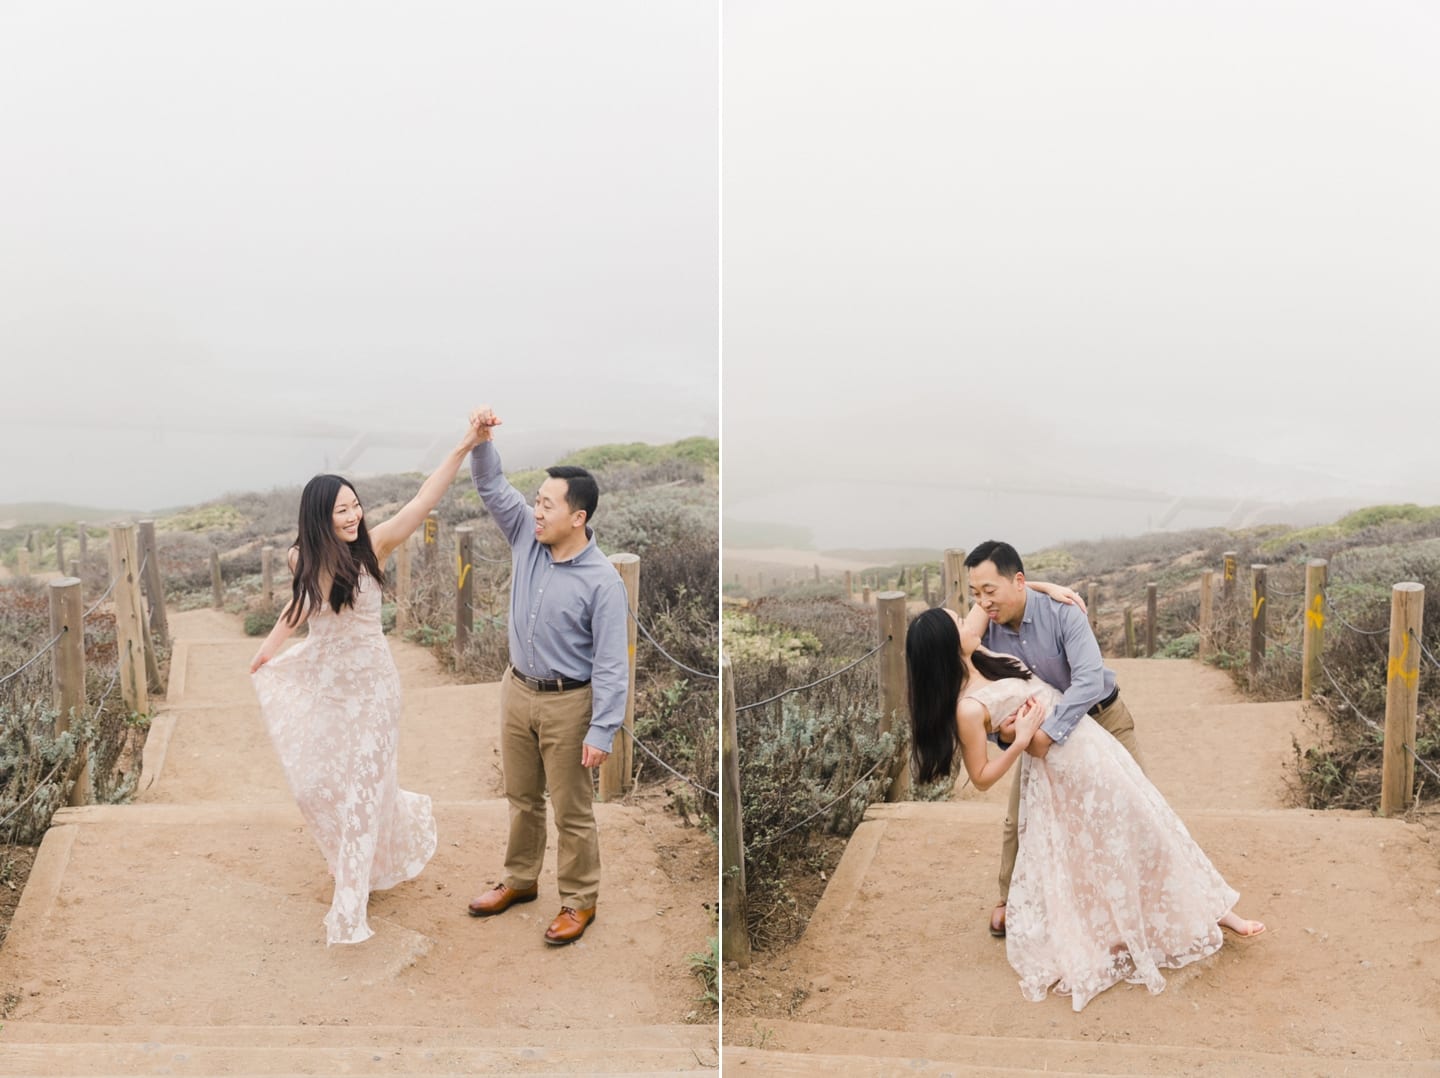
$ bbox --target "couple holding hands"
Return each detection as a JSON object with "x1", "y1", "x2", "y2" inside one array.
[{"x1": 249, "y1": 408, "x2": 626, "y2": 948}]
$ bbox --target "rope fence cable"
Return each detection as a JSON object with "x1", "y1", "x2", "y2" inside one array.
[
  {"x1": 736, "y1": 641, "x2": 885, "y2": 713},
  {"x1": 624, "y1": 728, "x2": 717, "y2": 799},
  {"x1": 0, "y1": 757, "x2": 68, "y2": 832},
  {"x1": 1323, "y1": 597, "x2": 1390, "y2": 638},
  {"x1": 627, "y1": 605, "x2": 718, "y2": 681},
  {"x1": 1318, "y1": 661, "x2": 1384, "y2": 735},
  {"x1": 745, "y1": 757, "x2": 886, "y2": 851},
  {"x1": 1412, "y1": 629, "x2": 1440, "y2": 674},
  {"x1": 83, "y1": 570, "x2": 121, "y2": 618},
  {"x1": 0, "y1": 629, "x2": 66, "y2": 689}
]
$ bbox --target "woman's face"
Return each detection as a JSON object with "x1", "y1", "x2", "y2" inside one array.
[
  {"x1": 947, "y1": 609, "x2": 978, "y2": 662},
  {"x1": 331, "y1": 486, "x2": 363, "y2": 543}
]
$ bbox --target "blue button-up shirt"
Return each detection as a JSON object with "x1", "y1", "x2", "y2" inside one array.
[
  {"x1": 471, "y1": 441, "x2": 630, "y2": 753},
  {"x1": 981, "y1": 593, "x2": 1116, "y2": 745}
]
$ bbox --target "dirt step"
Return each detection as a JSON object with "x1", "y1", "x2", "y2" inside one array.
[
  {"x1": 1, "y1": 801, "x2": 714, "y2": 1033},
  {"x1": 0, "y1": 1022, "x2": 716, "y2": 1076},
  {"x1": 1106, "y1": 657, "x2": 1245, "y2": 707},
  {"x1": 732, "y1": 805, "x2": 1440, "y2": 1067},
  {"x1": 721, "y1": 1020, "x2": 1434, "y2": 1076}
]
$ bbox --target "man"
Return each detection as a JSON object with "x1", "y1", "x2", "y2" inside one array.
[
  {"x1": 465, "y1": 407, "x2": 629, "y2": 945},
  {"x1": 964, "y1": 539, "x2": 1145, "y2": 939}
]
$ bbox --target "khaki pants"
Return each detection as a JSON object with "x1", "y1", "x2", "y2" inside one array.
[
  {"x1": 998, "y1": 693, "x2": 1144, "y2": 902},
  {"x1": 501, "y1": 669, "x2": 601, "y2": 910}
]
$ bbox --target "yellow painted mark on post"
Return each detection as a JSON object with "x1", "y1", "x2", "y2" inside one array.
[
  {"x1": 456, "y1": 556, "x2": 471, "y2": 589},
  {"x1": 1224, "y1": 560, "x2": 1235, "y2": 581},
  {"x1": 1388, "y1": 634, "x2": 1418, "y2": 689},
  {"x1": 1307, "y1": 595, "x2": 1325, "y2": 630},
  {"x1": 1252, "y1": 593, "x2": 1265, "y2": 620},
  {"x1": 424, "y1": 518, "x2": 437, "y2": 544}
]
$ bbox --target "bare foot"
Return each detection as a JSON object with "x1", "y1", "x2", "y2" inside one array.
[{"x1": 1220, "y1": 910, "x2": 1266, "y2": 937}]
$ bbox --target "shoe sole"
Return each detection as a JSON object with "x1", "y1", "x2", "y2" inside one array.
[{"x1": 467, "y1": 893, "x2": 538, "y2": 917}]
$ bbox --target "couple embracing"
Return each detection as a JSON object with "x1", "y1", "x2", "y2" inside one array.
[
  {"x1": 249, "y1": 407, "x2": 626, "y2": 948},
  {"x1": 906, "y1": 541, "x2": 1265, "y2": 1012}
]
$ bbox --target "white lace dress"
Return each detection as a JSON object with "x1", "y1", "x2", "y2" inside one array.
[
  {"x1": 967, "y1": 676, "x2": 1240, "y2": 1011},
  {"x1": 251, "y1": 573, "x2": 436, "y2": 945}
]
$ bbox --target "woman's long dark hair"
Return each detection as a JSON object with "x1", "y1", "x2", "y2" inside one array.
[
  {"x1": 285, "y1": 474, "x2": 384, "y2": 626},
  {"x1": 905, "y1": 608, "x2": 1032, "y2": 784}
]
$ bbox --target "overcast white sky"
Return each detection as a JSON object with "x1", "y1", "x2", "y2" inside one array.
[
  {"x1": 0, "y1": 2, "x2": 718, "y2": 511},
  {"x1": 723, "y1": 2, "x2": 1440, "y2": 552}
]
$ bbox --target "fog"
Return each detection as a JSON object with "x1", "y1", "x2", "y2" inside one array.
[
  {"x1": 722, "y1": 2, "x2": 1440, "y2": 554},
  {"x1": 0, "y1": 3, "x2": 717, "y2": 515}
]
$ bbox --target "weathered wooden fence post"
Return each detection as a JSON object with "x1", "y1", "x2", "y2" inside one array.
[
  {"x1": 844, "y1": 570, "x2": 854, "y2": 599},
  {"x1": 1249, "y1": 565, "x2": 1268, "y2": 686},
  {"x1": 77, "y1": 523, "x2": 88, "y2": 570},
  {"x1": 54, "y1": 529, "x2": 65, "y2": 579},
  {"x1": 1380, "y1": 582, "x2": 1424, "y2": 817},
  {"x1": 109, "y1": 524, "x2": 149, "y2": 717},
  {"x1": 50, "y1": 577, "x2": 91, "y2": 805},
  {"x1": 862, "y1": 585, "x2": 872, "y2": 605},
  {"x1": 137, "y1": 520, "x2": 170, "y2": 649},
  {"x1": 1301, "y1": 559, "x2": 1328, "y2": 701},
  {"x1": 922, "y1": 565, "x2": 932, "y2": 606},
  {"x1": 210, "y1": 550, "x2": 224, "y2": 608},
  {"x1": 720, "y1": 655, "x2": 751, "y2": 969},
  {"x1": 1222, "y1": 551, "x2": 1238, "y2": 604},
  {"x1": 814, "y1": 564, "x2": 820, "y2": 583},
  {"x1": 1124, "y1": 607, "x2": 1136, "y2": 658},
  {"x1": 599, "y1": 553, "x2": 640, "y2": 801},
  {"x1": 423, "y1": 510, "x2": 440, "y2": 569},
  {"x1": 454, "y1": 527, "x2": 474, "y2": 656},
  {"x1": 262, "y1": 546, "x2": 276, "y2": 609},
  {"x1": 395, "y1": 537, "x2": 413, "y2": 632},
  {"x1": 942, "y1": 549, "x2": 969, "y2": 615},
  {"x1": 1145, "y1": 583, "x2": 1157, "y2": 657},
  {"x1": 1198, "y1": 569, "x2": 1215, "y2": 661},
  {"x1": 876, "y1": 591, "x2": 911, "y2": 802}
]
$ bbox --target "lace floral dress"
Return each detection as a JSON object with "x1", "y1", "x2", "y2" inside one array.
[
  {"x1": 966, "y1": 676, "x2": 1240, "y2": 1011},
  {"x1": 251, "y1": 573, "x2": 437, "y2": 945}
]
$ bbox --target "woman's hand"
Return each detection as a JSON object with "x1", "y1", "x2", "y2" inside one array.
[
  {"x1": 1008, "y1": 696, "x2": 1047, "y2": 749},
  {"x1": 1028, "y1": 580, "x2": 1087, "y2": 615},
  {"x1": 249, "y1": 645, "x2": 275, "y2": 675},
  {"x1": 468, "y1": 407, "x2": 502, "y2": 443}
]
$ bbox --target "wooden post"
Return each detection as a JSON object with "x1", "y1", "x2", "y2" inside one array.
[
  {"x1": 54, "y1": 529, "x2": 65, "y2": 577},
  {"x1": 423, "y1": 510, "x2": 440, "y2": 568},
  {"x1": 844, "y1": 570, "x2": 853, "y2": 599},
  {"x1": 814, "y1": 564, "x2": 820, "y2": 583},
  {"x1": 68, "y1": 559, "x2": 79, "y2": 578},
  {"x1": 50, "y1": 577, "x2": 90, "y2": 805},
  {"x1": 395, "y1": 537, "x2": 413, "y2": 631},
  {"x1": 210, "y1": 550, "x2": 224, "y2": 608},
  {"x1": 109, "y1": 524, "x2": 149, "y2": 717},
  {"x1": 922, "y1": 565, "x2": 932, "y2": 606},
  {"x1": 1198, "y1": 569, "x2": 1215, "y2": 661},
  {"x1": 1124, "y1": 607, "x2": 1136, "y2": 658},
  {"x1": 1086, "y1": 583, "x2": 1098, "y2": 633},
  {"x1": 1145, "y1": 583, "x2": 1157, "y2": 657},
  {"x1": 1380, "y1": 582, "x2": 1424, "y2": 817},
  {"x1": 876, "y1": 591, "x2": 911, "y2": 802},
  {"x1": 262, "y1": 546, "x2": 276, "y2": 609},
  {"x1": 1301, "y1": 559, "x2": 1327, "y2": 701},
  {"x1": 942, "y1": 549, "x2": 969, "y2": 615},
  {"x1": 720, "y1": 655, "x2": 751, "y2": 969},
  {"x1": 137, "y1": 520, "x2": 170, "y2": 648},
  {"x1": 77, "y1": 523, "x2": 88, "y2": 569},
  {"x1": 1249, "y1": 565, "x2": 1267, "y2": 685},
  {"x1": 1222, "y1": 551, "x2": 1238, "y2": 603},
  {"x1": 862, "y1": 585, "x2": 872, "y2": 605},
  {"x1": 454, "y1": 527, "x2": 474, "y2": 655},
  {"x1": 599, "y1": 553, "x2": 640, "y2": 801}
]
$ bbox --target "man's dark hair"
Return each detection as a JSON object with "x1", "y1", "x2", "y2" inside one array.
[
  {"x1": 545, "y1": 465, "x2": 599, "y2": 522},
  {"x1": 964, "y1": 539, "x2": 1024, "y2": 577}
]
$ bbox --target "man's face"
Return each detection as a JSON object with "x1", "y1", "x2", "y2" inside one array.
[
  {"x1": 534, "y1": 477, "x2": 583, "y2": 548},
  {"x1": 968, "y1": 559, "x2": 1027, "y2": 629}
]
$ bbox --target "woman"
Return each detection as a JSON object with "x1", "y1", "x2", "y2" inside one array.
[
  {"x1": 249, "y1": 416, "x2": 484, "y2": 945},
  {"x1": 906, "y1": 601, "x2": 1264, "y2": 1011}
]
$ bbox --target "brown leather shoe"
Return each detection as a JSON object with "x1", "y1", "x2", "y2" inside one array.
[
  {"x1": 989, "y1": 902, "x2": 1007, "y2": 938},
  {"x1": 543, "y1": 906, "x2": 596, "y2": 945},
  {"x1": 467, "y1": 882, "x2": 538, "y2": 917}
]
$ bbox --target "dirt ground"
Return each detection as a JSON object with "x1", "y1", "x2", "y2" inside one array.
[{"x1": 0, "y1": 846, "x2": 36, "y2": 949}]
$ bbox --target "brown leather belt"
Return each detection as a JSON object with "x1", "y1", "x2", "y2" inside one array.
[
  {"x1": 509, "y1": 667, "x2": 590, "y2": 693},
  {"x1": 1088, "y1": 687, "x2": 1120, "y2": 716}
]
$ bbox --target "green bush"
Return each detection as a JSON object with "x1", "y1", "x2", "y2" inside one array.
[{"x1": 244, "y1": 611, "x2": 278, "y2": 637}]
